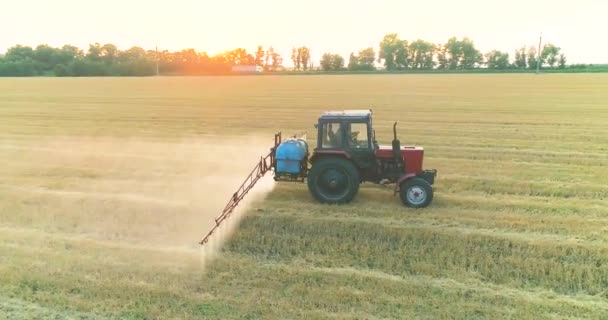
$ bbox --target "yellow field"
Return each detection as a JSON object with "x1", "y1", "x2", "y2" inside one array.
[{"x1": 1, "y1": 74, "x2": 608, "y2": 319}]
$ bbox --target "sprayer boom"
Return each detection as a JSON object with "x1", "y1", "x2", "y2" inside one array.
[{"x1": 199, "y1": 133, "x2": 281, "y2": 245}]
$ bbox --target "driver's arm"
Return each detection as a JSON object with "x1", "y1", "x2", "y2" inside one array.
[{"x1": 349, "y1": 131, "x2": 359, "y2": 147}]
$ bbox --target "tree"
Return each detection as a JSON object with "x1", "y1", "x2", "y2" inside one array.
[
  {"x1": 230, "y1": 48, "x2": 254, "y2": 65},
  {"x1": 208, "y1": 53, "x2": 230, "y2": 73},
  {"x1": 291, "y1": 48, "x2": 297, "y2": 70},
  {"x1": 485, "y1": 50, "x2": 510, "y2": 70},
  {"x1": 100, "y1": 43, "x2": 118, "y2": 65},
  {"x1": 58, "y1": 45, "x2": 82, "y2": 64},
  {"x1": 320, "y1": 53, "x2": 344, "y2": 71},
  {"x1": 444, "y1": 37, "x2": 462, "y2": 69},
  {"x1": 513, "y1": 46, "x2": 527, "y2": 69},
  {"x1": 409, "y1": 40, "x2": 435, "y2": 69},
  {"x1": 4, "y1": 45, "x2": 34, "y2": 62},
  {"x1": 441, "y1": 37, "x2": 480, "y2": 69},
  {"x1": 299, "y1": 47, "x2": 310, "y2": 71},
  {"x1": 331, "y1": 55, "x2": 344, "y2": 71},
  {"x1": 86, "y1": 43, "x2": 103, "y2": 62},
  {"x1": 255, "y1": 45, "x2": 265, "y2": 67},
  {"x1": 378, "y1": 33, "x2": 398, "y2": 70},
  {"x1": 0, "y1": 60, "x2": 37, "y2": 76},
  {"x1": 174, "y1": 48, "x2": 200, "y2": 64},
  {"x1": 168, "y1": 48, "x2": 207, "y2": 74},
  {"x1": 394, "y1": 40, "x2": 408, "y2": 70},
  {"x1": 120, "y1": 46, "x2": 147, "y2": 61},
  {"x1": 357, "y1": 47, "x2": 375, "y2": 70},
  {"x1": 378, "y1": 33, "x2": 408, "y2": 70},
  {"x1": 320, "y1": 53, "x2": 332, "y2": 71},
  {"x1": 436, "y1": 45, "x2": 448, "y2": 69},
  {"x1": 33, "y1": 45, "x2": 55, "y2": 63},
  {"x1": 558, "y1": 54, "x2": 566, "y2": 69},
  {"x1": 296, "y1": 47, "x2": 303, "y2": 70},
  {"x1": 542, "y1": 43, "x2": 560, "y2": 68},
  {"x1": 0, "y1": 46, "x2": 38, "y2": 76},
  {"x1": 53, "y1": 64, "x2": 70, "y2": 77},
  {"x1": 527, "y1": 46, "x2": 538, "y2": 70},
  {"x1": 270, "y1": 48, "x2": 282, "y2": 71},
  {"x1": 114, "y1": 46, "x2": 154, "y2": 76},
  {"x1": 460, "y1": 38, "x2": 483, "y2": 69},
  {"x1": 347, "y1": 53, "x2": 359, "y2": 71},
  {"x1": 264, "y1": 49, "x2": 270, "y2": 68},
  {"x1": 434, "y1": 37, "x2": 483, "y2": 70}
]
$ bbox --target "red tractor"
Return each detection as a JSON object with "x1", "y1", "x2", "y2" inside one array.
[
  {"x1": 274, "y1": 110, "x2": 437, "y2": 207},
  {"x1": 200, "y1": 110, "x2": 437, "y2": 245}
]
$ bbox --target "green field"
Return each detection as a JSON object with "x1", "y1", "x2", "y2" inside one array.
[{"x1": 1, "y1": 74, "x2": 608, "y2": 319}]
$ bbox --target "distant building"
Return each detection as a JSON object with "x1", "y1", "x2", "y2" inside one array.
[{"x1": 231, "y1": 65, "x2": 263, "y2": 73}]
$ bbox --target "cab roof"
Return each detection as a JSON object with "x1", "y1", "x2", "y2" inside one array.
[{"x1": 319, "y1": 110, "x2": 372, "y2": 122}]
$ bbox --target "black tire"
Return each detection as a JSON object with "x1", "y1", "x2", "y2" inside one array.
[
  {"x1": 307, "y1": 157, "x2": 360, "y2": 204},
  {"x1": 399, "y1": 178, "x2": 433, "y2": 208}
]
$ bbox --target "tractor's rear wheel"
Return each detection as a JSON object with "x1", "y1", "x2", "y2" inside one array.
[
  {"x1": 400, "y1": 178, "x2": 433, "y2": 208},
  {"x1": 307, "y1": 157, "x2": 359, "y2": 204}
]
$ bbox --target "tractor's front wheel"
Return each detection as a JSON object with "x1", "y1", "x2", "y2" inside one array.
[
  {"x1": 307, "y1": 157, "x2": 360, "y2": 204},
  {"x1": 399, "y1": 178, "x2": 433, "y2": 208}
]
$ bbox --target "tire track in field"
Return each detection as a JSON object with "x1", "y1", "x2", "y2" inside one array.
[{"x1": 0, "y1": 184, "x2": 188, "y2": 207}]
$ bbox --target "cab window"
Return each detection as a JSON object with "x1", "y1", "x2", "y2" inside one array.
[
  {"x1": 321, "y1": 122, "x2": 342, "y2": 148},
  {"x1": 346, "y1": 122, "x2": 369, "y2": 149}
]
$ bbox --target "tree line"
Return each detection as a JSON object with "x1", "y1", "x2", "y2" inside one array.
[
  {"x1": 0, "y1": 43, "x2": 285, "y2": 76},
  {"x1": 320, "y1": 34, "x2": 567, "y2": 71},
  {"x1": 0, "y1": 34, "x2": 580, "y2": 76}
]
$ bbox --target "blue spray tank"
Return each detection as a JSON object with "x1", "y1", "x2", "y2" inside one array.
[{"x1": 275, "y1": 137, "x2": 308, "y2": 174}]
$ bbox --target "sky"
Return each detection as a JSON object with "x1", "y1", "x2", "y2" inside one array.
[{"x1": 1, "y1": 0, "x2": 606, "y2": 65}]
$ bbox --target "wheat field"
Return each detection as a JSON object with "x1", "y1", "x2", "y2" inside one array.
[{"x1": 1, "y1": 74, "x2": 608, "y2": 319}]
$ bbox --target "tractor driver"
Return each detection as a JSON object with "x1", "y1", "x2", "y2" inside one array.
[
  {"x1": 344, "y1": 124, "x2": 360, "y2": 148},
  {"x1": 327, "y1": 123, "x2": 342, "y2": 147},
  {"x1": 327, "y1": 123, "x2": 360, "y2": 148},
  {"x1": 348, "y1": 130, "x2": 360, "y2": 148}
]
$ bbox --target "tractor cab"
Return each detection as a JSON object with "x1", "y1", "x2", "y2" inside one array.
[
  {"x1": 316, "y1": 110, "x2": 375, "y2": 150},
  {"x1": 315, "y1": 110, "x2": 376, "y2": 168},
  {"x1": 314, "y1": 110, "x2": 382, "y2": 181}
]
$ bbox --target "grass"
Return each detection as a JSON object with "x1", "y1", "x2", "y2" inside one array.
[{"x1": 1, "y1": 74, "x2": 608, "y2": 319}]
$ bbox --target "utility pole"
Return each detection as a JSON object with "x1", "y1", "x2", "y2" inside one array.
[
  {"x1": 536, "y1": 33, "x2": 542, "y2": 74},
  {"x1": 155, "y1": 44, "x2": 160, "y2": 76}
]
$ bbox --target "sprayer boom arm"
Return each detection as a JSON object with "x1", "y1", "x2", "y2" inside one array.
[{"x1": 199, "y1": 133, "x2": 281, "y2": 245}]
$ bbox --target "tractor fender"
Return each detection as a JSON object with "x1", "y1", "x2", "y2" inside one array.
[
  {"x1": 394, "y1": 173, "x2": 417, "y2": 194},
  {"x1": 309, "y1": 150, "x2": 352, "y2": 163}
]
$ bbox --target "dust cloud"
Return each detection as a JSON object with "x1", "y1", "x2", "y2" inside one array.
[{"x1": 2, "y1": 135, "x2": 276, "y2": 266}]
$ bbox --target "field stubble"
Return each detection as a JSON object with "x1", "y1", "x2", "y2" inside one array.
[{"x1": 1, "y1": 74, "x2": 608, "y2": 319}]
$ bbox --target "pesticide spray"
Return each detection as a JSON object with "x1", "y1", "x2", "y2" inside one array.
[
  {"x1": 5, "y1": 135, "x2": 276, "y2": 268},
  {"x1": 199, "y1": 174, "x2": 274, "y2": 268}
]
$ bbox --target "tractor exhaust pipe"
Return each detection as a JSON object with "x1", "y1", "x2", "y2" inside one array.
[
  {"x1": 393, "y1": 122, "x2": 398, "y2": 141},
  {"x1": 392, "y1": 122, "x2": 401, "y2": 165}
]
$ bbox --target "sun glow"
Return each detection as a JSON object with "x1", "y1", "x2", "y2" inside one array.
[{"x1": 1, "y1": 0, "x2": 606, "y2": 64}]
